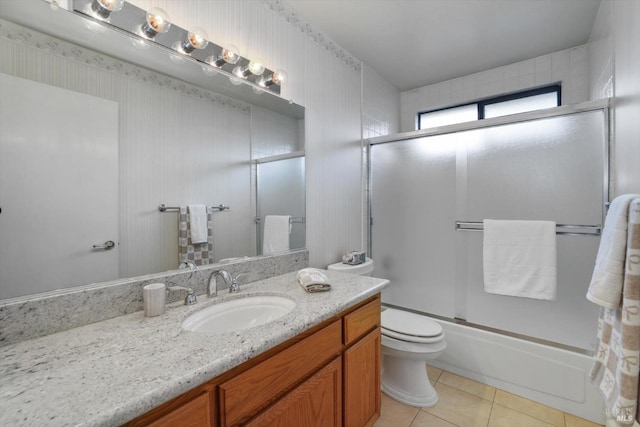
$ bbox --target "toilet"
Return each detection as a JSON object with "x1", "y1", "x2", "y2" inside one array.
[
  {"x1": 326, "y1": 257, "x2": 374, "y2": 276},
  {"x1": 327, "y1": 258, "x2": 446, "y2": 408},
  {"x1": 380, "y1": 308, "x2": 446, "y2": 407}
]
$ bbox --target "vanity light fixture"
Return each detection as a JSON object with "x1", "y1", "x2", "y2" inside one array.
[
  {"x1": 72, "y1": 0, "x2": 287, "y2": 95},
  {"x1": 139, "y1": 7, "x2": 171, "y2": 39},
  {"x1": 207, "y1": 45, "x2": 241, "y2": 68},
  {"x1": 233, "y1": 58, "x2": 266, "y2": 79},
  {"x1": 89, "y1": 0, "x2": 124, "y2": 20},
  {"x1": 258, "y1": 69, "x2": 287, "y2": 87},
  {"x1": 176, "y1": 27, "x2": 209, "y2": 54}
]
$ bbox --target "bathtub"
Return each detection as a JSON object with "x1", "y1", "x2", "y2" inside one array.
[{"x1": 427, "y1": 319, "x2": 606, "y2": 424}]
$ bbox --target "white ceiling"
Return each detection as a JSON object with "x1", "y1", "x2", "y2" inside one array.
[{"x1": 282, "y1": 0, "x2": 601, "y2": 91}]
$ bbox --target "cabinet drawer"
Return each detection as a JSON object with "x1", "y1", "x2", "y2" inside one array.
[
  {"x1": 343, "y1": 297, "x2": 380, "y2": 345},
  {"x1": 220, "y1": 320, "x2": 342, "y2": 427}
]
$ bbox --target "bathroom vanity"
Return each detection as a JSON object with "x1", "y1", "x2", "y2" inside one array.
[
  {"x1": 0, "y1": 270, "x2": 388, "y2": 426},
  {"x1": 127, "y1": 294, "x2": 381, "y2": 427}
]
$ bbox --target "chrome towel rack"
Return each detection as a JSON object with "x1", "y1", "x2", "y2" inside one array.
[
  {"x1": 255, "y1": 216, "x2": 305, "y2": 224},
  {"x1": 158, "y1": 204, "x2": 230, "y2": 212},
  {"x1": 455, "y1": 221, "x2": 602, "y2": 237}
]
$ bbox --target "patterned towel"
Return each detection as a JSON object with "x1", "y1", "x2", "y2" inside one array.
[
  {"x1": 178, "y1": 206, "x2": 214, "y2": 266},
  {"x1": 589, "y1": 197, "x2": 640, "y2": 425},
  {"x1": 588, "y1": 194, "x2": 640, "y2": 308}
]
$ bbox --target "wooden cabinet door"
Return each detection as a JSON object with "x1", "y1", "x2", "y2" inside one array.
[
  {"x1": 343, "y1": 328, "x2": 381, "y2": 427},
  {"x1": 146, "y1": 393, "x2": 212, "y2": 427},
  {"x1": 220, "y1": 321, "x2": 342, "y2": 426},
  {"x1": 245, "y1": 357, "x2": 342, "y2": 427}
]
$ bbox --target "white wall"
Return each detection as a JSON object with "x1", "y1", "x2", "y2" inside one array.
[
  {"x1": 250, "y1": 106, "x2": 302, "y2": 159},
  {"x1": 610, "y1": 0, "x2": 640, "y2": 196},
  {"x1": 361, "y1": 63, "x2": 401, "y2": 250},
  {"x1": 588, "y1": 0, "x2": 640, "y2": 196},
  {"x1": 362, "y1": 63, "x2": 401, "y2": 139},
  {"x1": 588, "y1": 0, "x2": 614, "y2": 100},
  {"x1": 400, "y1": 46, "x2": 590, "y2": 132}
]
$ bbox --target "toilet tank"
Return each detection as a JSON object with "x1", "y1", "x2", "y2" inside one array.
[{"x1": 327, "y1": 258, "x2": 374, "y2": 276}]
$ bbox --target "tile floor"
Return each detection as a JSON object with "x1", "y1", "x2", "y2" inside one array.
[{"x1": 374, "y1": 365, "x2": 604, "y2": 427}]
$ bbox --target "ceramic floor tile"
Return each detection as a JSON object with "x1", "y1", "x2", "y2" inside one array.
[
  {"x1": 564, "y1": 413, "x2": 604, "y2": 427},
  {"x1": 438, "y1": 371, "x2": 496, "y2": 401},
  {"x1": 488, "y1": 404, "x2": 558, "y2": 427},
  {"x1": 374, "y1": 393, "x2": 420, "y2": 427},
  {"x1": 423, "y1": 383, "x2": 493, "y2": 427},
  {"x1": 494, "y1": 390, "x2": 565, "y2": 427},
  {"x1": 427, "y1": 364, "x2": 443, "y2": 383},
  {"x1": 411, "y1": 410, "x2": 458, "y2": 427}
]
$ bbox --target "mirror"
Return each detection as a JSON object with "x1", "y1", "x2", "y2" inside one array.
[{"x1": 0, "y1": 0, "x2": 305, "y2": 300}]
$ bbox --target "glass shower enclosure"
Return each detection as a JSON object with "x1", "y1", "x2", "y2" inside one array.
[{"x1": 369, "y1": 101, "x2": 609, "y2": 352}]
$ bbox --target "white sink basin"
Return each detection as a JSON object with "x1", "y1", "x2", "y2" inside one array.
[{"x1": 182, "y1": 295, "x2": 296, "y2": 334}]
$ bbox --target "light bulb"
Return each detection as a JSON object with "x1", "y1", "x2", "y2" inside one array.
[
  {"x1": 179, "y1": 27, "x2": 209, "y2": 54},
  {"x1": 208, "y1": 45, "x2": 241, "y2": 68},
  {"x1": 272, "y1": 69, "x2": 287, "y2": 85},
  {"x1": 233, "y1": 57, "x2": 266, "y2": 79},
  {"x1": 90, "y1": 0, "x2": 124, "y2": 20},
  {"x1": 258, "y1": 69, "x2": 287, "y2": 87},
  {"x1": 140, "y1": 7, "x2": 171, "y2": 39},
  {"x1": 247, "y1": 58, "x2": 265, "y2": 76},
  {"x1": 221, "y1": 46, "x2": 241, "y2": 64}
]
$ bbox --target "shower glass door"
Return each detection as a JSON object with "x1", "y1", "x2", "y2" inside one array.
[{"x1": 370, "y1": 108, "x2": 607, "y2": 351}]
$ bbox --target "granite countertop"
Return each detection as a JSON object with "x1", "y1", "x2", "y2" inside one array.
[{"x1": 0, "y1": 270, "x2": 388, "y2": 427}]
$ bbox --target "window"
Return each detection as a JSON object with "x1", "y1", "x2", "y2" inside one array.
[{"x1": 418, "y1": 85, "x2": 561, "y2": 130}]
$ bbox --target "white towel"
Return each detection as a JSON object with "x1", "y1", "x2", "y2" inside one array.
[
  {"x1": 296, "y1": 268, "x2": 331, "y2": 293},
  {"x1": 262, "y1": 215, "x2": 291, "y2": 254},
  {"x1": 483, "y1": 219, "x2": 557, "y2": 300},
  {"x1": 188, "y1": 204, "x2": 208, "y2": 244},
  {"x1": 586, "y1": 193, "x2": 640, "y2": 309}
]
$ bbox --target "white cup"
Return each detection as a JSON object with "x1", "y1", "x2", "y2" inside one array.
[{"x1": 143, "y1": 283, "x2": 166, "y2": 317}]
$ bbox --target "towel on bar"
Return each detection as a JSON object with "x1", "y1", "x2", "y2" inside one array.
[
  {"x1": 188, "y1": 204, "x2": 208, "y2": 244},
  {"x1": 589, "y1": 196, "x2": 640, "y2": 425},
  {"x1": 262, "y1": 215, "x2": 291, "y2": 255},
  {"x1": 178, "y1": 206, "x2": 214, "y2": 266},
  {"x1": 587, "y1": 194, "x2": 640, "y2": 309},
  {"x1": 296, "y1": 268, "x2": 331, "y2": 293},
  {"x1": 483, "y1": 219, "x2": 557, "y2": 300}
]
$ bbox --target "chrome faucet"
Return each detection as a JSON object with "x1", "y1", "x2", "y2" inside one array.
[
  {"x1": 208, "y1": 270, "x2": 241, "y2": 297},
  {"x1": 178, "y1": 260, "x2": 198, "y2": 270},
  {"x1": 167, "y1": 286, "x2": 197, "y2": 305}
]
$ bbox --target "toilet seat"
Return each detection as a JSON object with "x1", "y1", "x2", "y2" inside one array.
[
  {"x1": 381, "y1": 308, "x2": 443, "y2": 343},
  {"x1": 382, "y1": 327, "x2": 444, "y2": 344},
  {"x1": 382, "y1": 332, "x2": 447, "y2": 354}
]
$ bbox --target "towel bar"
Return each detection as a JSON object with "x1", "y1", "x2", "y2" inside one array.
[
  {"x1": 455, "y1": 221, "x2": 602, "y2": 236},
  {"x1": 158, "y1": 204, "x2": 230, "y2": 212},
  {"x1": 255, "y1": 216, "x2": 305, "y2": 224}
]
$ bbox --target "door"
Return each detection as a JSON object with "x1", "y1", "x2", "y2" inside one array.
[
  {"x1": 0, "y1": 73, "x2": 119, "y2": 299},
  {"x1": 344, "y1": 328, "x2": 381, "y2": 427}
]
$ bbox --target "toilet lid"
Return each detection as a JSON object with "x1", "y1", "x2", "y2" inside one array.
[{"x1": 381, "y1": 308, "x2": 443, "y2": 338}]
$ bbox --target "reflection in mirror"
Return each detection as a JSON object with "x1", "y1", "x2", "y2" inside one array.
[
  {"x1": 0, "y1": 2, "x2": 305, "y2": 300},
  {"x1": 256, "y1": 156, "x2": 306, "y2": 256},
  {"x1": 251, "y1": 106, "x2": 306, "y2": 257}
]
